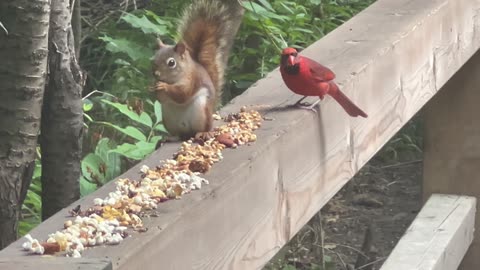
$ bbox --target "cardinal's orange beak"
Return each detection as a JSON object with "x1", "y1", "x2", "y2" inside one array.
[{"x1": 288, "y1": 55, "x2": 295, "y2": 66}]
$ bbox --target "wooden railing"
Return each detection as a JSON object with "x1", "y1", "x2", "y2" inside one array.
[{"x1": 1, "y1": 0, "x2": 480, "y2": 269}]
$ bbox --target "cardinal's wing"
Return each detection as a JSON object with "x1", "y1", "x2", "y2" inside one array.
[{"x1": 303, "y1": 56, "x2": 336, "y2": 82}]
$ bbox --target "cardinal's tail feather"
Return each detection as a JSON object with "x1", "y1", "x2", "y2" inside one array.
[{"x1": 328, "y1": 82, "x2": 368, "y2": 118}]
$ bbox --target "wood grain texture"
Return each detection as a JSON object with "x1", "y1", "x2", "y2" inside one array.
[
  {"x1": 423, "y1": 50, "x2": 480, "y2": 269},
  {"x1": 380, "y1": 194, "x2": 476, "y2": 270},
  {"x1": 1, "y1": 0, "x2": 480, "y2": 269},
  {"x1": 0, "y1": 257, "x2": 112, "y2": 270}
]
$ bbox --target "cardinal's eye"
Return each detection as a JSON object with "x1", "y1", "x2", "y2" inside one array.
[
  {"x1": 291, "y1": 52, "x2": 298, "y2": 57},
  {"x1": 166, "y1": 57, "x2": 176, "y2": 68}
]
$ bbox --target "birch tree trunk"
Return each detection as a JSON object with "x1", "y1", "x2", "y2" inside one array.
[{"x1": 0, "y1": 0, "x2": 50, "y2": 248}]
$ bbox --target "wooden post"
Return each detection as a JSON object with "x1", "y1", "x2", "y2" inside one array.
[
  {"x1": 380, "y1": 194, "x2": 476, "y2": 270},
  {"x1": 423, "y1": 50, "x2": 480, "y2": 269}
]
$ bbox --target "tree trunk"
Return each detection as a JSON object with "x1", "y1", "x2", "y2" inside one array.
[
  {"x1": 72, "y1": 0, "x2": 81, "y2": 59},
  {"x1": 41, "y1": 0, "x2": 84, "y2": 220},
  {"x1": 0, "y1": 0, "x2": 50, "y2": 249}
]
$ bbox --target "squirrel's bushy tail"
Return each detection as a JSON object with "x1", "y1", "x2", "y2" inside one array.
[{"x1": 178, "y1": 0, "x2": 244, "y2": 98}]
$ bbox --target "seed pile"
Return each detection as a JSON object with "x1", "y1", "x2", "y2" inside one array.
[{"x1": 21, "y1": 107, "x2": 263, "y2": 258}]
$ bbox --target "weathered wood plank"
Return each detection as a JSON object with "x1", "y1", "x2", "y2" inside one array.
[
  {"x1": 423, "y1": 49, "x2": 480, "y2": 269},
  {"x1": 0, "y1": 257, "x2": 112, "y2": 270},
  {"x1": 1, "y1": 0, "x2": 480, "y2": 269},
  {"x1": 380, "y1": 194, "x2": 476, "y2": 270}
]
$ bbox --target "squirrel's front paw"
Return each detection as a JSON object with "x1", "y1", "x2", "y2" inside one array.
[
  {"x1": 193, "y1": 131, "x2": 216, "y2": 145},
  {"x1": 151, "y1": 82, "x2": 171, "y2": 102},
  {"x1": 152, "y1": 81, "x2": 170, "y2": 92}
]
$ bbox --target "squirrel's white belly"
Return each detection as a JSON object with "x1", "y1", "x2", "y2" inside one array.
[{"x1": 161, "y1": 87, "x2": 210, "y2": 137}]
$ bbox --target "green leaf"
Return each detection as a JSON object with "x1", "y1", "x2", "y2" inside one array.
[
  {"x1": 110, "y1": 141, "x2": 156, "y2": 160},
  {"x1": 94, "y1": 138, "x2": 122, "y2": 181},
  {"x1": 279, "y1": 2, "x2": 294, "y2": 14},
  {"x1": 154, "y1": 100, "x2": 162, "y2": 124},
  {"x1": 258, "y1": 0, "x2": 274, "y2": 11},
  {"x1": 99, "y1": 36, "x2": 152, "y2": 61},
  {"x1": 323, "y1": 254, "x2": 333, "y2": 263},
  {"x1": 139, "y1": 113, "x2": 153, "y2": 128},
  {"x1": 18, "y1": 217, "x2": 40, "y2": 237},
  {"x1": 84, "y1": 113, "x2": 94, "y2": 123},
  {"x1": 28, "y1": 180, "x2": 42, "y2": 194},
  {"x1": 99, "y1": 122, "x2": 147, "y2": 141},
  {"x1": 153, "y1": 123, "x2": 168, "y2": 134},
  {"x1": 101, "y1": 100, "x2": 153, "y2": 127},
  {"x1": 114, "y1": 59, "x2": 132, "y2": 66},
  {"x1": 118, "y1": 126, "x2": 147, "y2": 141},
  {"x1": 23, "y1": 190, "x2": 41, "y2": 210},
  {"x1": 81, "y1": 153, "x2": 105, "y2": 184},
  {"x1": 83, "y1": 99, "x2": 93, "y2": 112},
  {"x1": 120, "y1": 13, "x2": 167, "y2": 35},
  {"x1": 145, "y1": 10, "x2": 172, "y2": 26},
  {"x1": 242, "y1": 1, "x2": 269, "y2": 15},
  {"x1": 149, "y1": 135, "x2": 163, "y2": 144},
  {"x1": 80, "y1": 177, "x2": 98, "y2": 197},
  {"x1": 32, "y1": 161, "x2": 42, "y2": 181}
]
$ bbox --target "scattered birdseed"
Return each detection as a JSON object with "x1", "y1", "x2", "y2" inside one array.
[{"x1": 21, "y1": 108, "x2": 263, "y2": 258}]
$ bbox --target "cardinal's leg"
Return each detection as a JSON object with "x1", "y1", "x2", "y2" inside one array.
[
  {"x1": 292, "y1": 96, "x2": 316, "y2": 108},
  {"x1": 297, "y1": 99, "x2": 321, "y2": 113},
  {"x1": 296, "y1": 83, "x2": 330, "y2": 112},
  {"x1": 291, "y1": 96, "x2": 308, "y2": 107}
]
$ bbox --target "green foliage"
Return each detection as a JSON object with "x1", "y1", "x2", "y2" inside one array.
[
  {"x1": 80, "y1": 138, "x2": 122, "y2": 196},
  {"x1": 97, "y1": 99, "x2": 164, "y2": 160},
  {"x1": 83, "y1": 10, "x2": 176, "y2": 101},
  {"x1": 80, "y1": 97, "x2": 166, "y2": 196},
  {"x1": 377, "y1": 114, "x2": 424, "y2": 162},
  {"x1": 18, "y1": 151, "x2": 42, "y2": 237},
  {"x1": 101, "y1": 100, "x2": 153, "y2": 128},
  {"x1": 227, "y1": 0, "x2": 376, "y2": 98}
]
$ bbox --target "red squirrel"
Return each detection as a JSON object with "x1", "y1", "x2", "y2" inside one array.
[{"x1": 150, "y1": 0, "x2": 244, "y2": 141}]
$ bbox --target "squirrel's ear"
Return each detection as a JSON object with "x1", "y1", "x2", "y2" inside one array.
[
  {"x1": 156, "y1": 39, "x2": 165, "y2": 49},
  {"x1": 174, "y1": 42, "x2": 186, "y2": 56}
]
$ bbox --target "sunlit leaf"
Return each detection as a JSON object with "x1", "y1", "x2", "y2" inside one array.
[
  {"x1": 258, "y1": 0, "x2": 274, "y2": 11},
  {"x1": 121, "y1": 13, "x2": 167, "y2": 34},
  {"x1": 154, "y1": 100, "x2": 162, "y2": 124},
  {"x1": 80, "y1": 177, "x2": 98, "y2": 197},
  {"x1": 83, "y1": 99, "x2": 93, "y2": 112},
  {"x1": 110, "y1": 141, "x2": 156, "y2": 160},
  {"x1": 81, "y1": 153, "x2": 105, "y2": 183},
  {"x1": 94, "y1": 138, "x2": 122, "y2": 181},
  {"x1": 98, "y1": 122, "x2": 147, "y2": 141},
  {"x1": 101, "y1": 100, "x2": 153, "y2": 127},
  {"x1": 99, "y1": 36, "x2": 151, "y2": 61}
]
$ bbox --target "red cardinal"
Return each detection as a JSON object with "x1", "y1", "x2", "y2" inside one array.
[{"x1": 279, "y1": 47, "x2": 367, "y2": 118}]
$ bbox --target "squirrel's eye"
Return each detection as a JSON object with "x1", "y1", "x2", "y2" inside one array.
[{"x1": 166, "y1": 57, "x2": 176, "y2": 68}]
